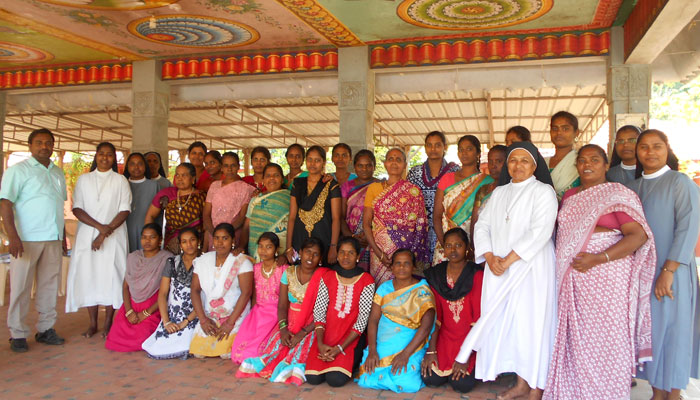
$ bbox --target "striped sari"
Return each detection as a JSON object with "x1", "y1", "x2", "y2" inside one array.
[{"x1": 246, "y1": 189, "x2": 290, "y2": 262}]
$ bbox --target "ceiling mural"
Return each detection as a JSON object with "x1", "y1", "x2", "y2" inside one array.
[
  {"x1": 37, "y1": 0, "x2": 181, "y2": 10},
  {"x1": 127, "y1": 15, "x2": 259, "y2": 47},
  {"x1": 0, "y1": 41, "x2": 54, "y2": 64}
]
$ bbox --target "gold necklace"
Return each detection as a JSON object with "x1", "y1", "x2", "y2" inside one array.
[
  {"x1": 261, "y1": 263, "x2": 274, "y2": 278},
  {"x1": 176, "y1": 190, "x2": 193, "y2": 213}
]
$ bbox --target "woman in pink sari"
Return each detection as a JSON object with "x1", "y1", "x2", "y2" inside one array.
[
  {"x1": 363, "y1": 148, "x2": 429, "y2": 286},
  {"x1": 544, "y1": 144, "x2": 656, "y2": 400},
  {"x1": 341, "y1": 150, "x2": 379, "y2": 272}
]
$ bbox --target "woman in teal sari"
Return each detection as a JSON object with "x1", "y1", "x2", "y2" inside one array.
[
  {"x1": 357, "y1": 248, "x2": 436, "y2": 393},
  {"x1": 433, "y1": 135, "x2": 494, "y2": 264},
  {"x1": 241, "y1": 163, "x2": 290, "y2": 261}
]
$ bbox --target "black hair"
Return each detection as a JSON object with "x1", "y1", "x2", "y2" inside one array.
[
  {"x1": 205, "y1": 150, "x2": 222, "y2": 163},
  {"x1": 354, "y1": 149, "x2": 376, "y2": 167},
  {"x1": 90, "y1": 142, "x2": 118, "y2": 172},
  {"x1": 221, "y1": 151, "x2": 240, "y2": 165},
  {"x1": 285, "y1": 143, "x2": 305, "y2": 159},
  {"x1": 178, "y1": 226, "x2": 200, "y2": 242},
  {"x1": 176, "y1": 162, "x2": 197, "y2": 186},
  {"x1": 458, "y1": 134, "x2": 482, "y2": 157},
  {"x1": 144, "y1": 151, "x2": 167, "y2": 178},
  {"x1": 141, "y1": 222, "x2": 162, "y2": 239},
  {"x1": 306, "y1": 145, "x2": 327, "y2": 162},
  {"x1": 251, "y1": 146, "x2": 271, "y2": 161},
  {"x1": 300, "y1": 237, "x2": 325, "y2": 258},
  {"x1": 634, "y1": 129, "x2": 680, "y2": 178},
  {"x1": 338, "y1": 236, "x2": 360, "y2": 254},
  {"x1": 577, "y1": 144, "x2": 609, "y2": 165},
  {"x1": 123, "y1": 152, "x2": 148, "y2": 180},
  {"x1": 443, "y1": 227, "x2": 470, "y2": 248},
  {"x1": 506, "y1": 126, "x2": 532, "y2": 142},
  {"x1": 213, "y1": 222, "x2": 235, "y2": 238},
  {"x1": 489, "y1": 144, "x2": 508, "y2": 157},
  {"x1": 28, "y1": 128, "x2": 55, "y2": 145},
  {"x1": 391, "y1": 248, "x2": 416, "y2": 266},
  {"x1": 188, "y1": 141, "x2": 207, "y2": 154},
  {"x1": 257, "y1": 232, "x2": 280, "y2": 249},
  {"x1": 610, "y1": 125, "x2": 642, "y2": 167},
  {"x1": 263, "y1": 163, "x2": 286, "y2": 189},
  {"x1": 425, "y1": 130, "x2": 447, "y2": 147},
  {"x1": 332, "y1": 143, "x2": 352, "y2": 158},
  {"x1": 551, "y1": 111, "x2": 579, "y2": 132}
]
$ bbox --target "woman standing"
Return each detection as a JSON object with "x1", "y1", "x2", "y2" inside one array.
[
  {"x1": 470, "y1": 145, "x2": 507, "y2": 241},
  {"x1": 331, "y1": 143, "x2": 357, "y2": 187},
  {"x1": 241, "y1": 163, "x2": 290, "y2": 261},
  {"x1": 407, "y1": 131, "x2": 460, "y2": 263},
  {"x1": 456, "y1": 142, "x2": 557, "y2": 400},
  {"x1": 189, "y1": 223, "x2": 253, "y2": 358},
  {"x1": 66, "y1": 142, "x2": 131, "y2": 338},
  {"x1": 341, "y1": 150, "x2": 379, "y2": 272},
  {"x1": 627, "y1": 130, "x2": 700, "y2": 400},
  {"x1": 422, "y1": 229, "x2": 483, "y2": 394},
  {"x1": 105, "y1": 224, "x2": 172, "y2": 352},
  {"x1": 433, "y1": 135, "x2": 494, "y2": 264},
  {"x1": 357, "y1": 249, "x2": 435, "y2": 393},
  {"x1": 505, "y1": 126, "x2": 531, "y2": 146},
  {"x1": 547, "y1": 111, "x2": 581, "y2": 199},
  {"x1": 284, "y1": 144, "x2": 305, "y2": 187},
  {"x1": 124, "y1": 152, "x2": 160, "y2": 252},
  {"x1": 144, "y1": 151, "x2": 172, "y2": 191},
  {"x1": 544, "y1": 144, "x2": 655, "y2": 399},
  {"x1": 186, "y1": 142, "x2": 211, "y2": 192},
  {"x1": 607, "y1": 125, "x2": 642, "y2": 185},
  {"x1": 363, "y1": 148, "x2": 428, "y2": 285},
  {"x1": 144, "y1": 163, "x2": 206, "y2": 254},
  {"x1": 203, "y1": 151, "x2": 223, "y2": 185},
  {"x1": 142, "y1": 228, "x2": 200, "y2": 360},
  {"x1": 286, "y1": 145, "x2": 341, "y2": 265},
  {"x1": 231, "y1": 232, "x2": 288, "y2": 363},
  {"x1": 305, "y1": 237, "x2": 375, "y2": 387},
  {"x1": 202, "y1": 152, "x2": 255, "y2": 250},
  {"x1": 237, "y1": 238, "x2": 326, "y2": 385},
  {"x1": 243, "y1": 146, "x2": 270, "y2": 193}
]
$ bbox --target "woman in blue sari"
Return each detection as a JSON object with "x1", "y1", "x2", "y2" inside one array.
[{"x1": 357, "y1": 248, "x2": 436, "y2": 393}]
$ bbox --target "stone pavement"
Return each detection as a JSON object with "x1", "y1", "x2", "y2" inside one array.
[{"x1": 0, "y1": 295, "x2": 686, "y2": 400}]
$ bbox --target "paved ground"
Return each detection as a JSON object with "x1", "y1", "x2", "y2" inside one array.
[{"x1": 0, "y1": 295, "x2": 697, "y2": 400}]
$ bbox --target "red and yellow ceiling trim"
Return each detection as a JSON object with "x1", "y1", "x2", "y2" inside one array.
[
  {"x1": 273, "y1": 0, "x2": 364, "y2": 47},
  {"x1": 623, "y1": 0, "x2": 668, "y2": 59},
  {"x1": 1, "y1": 63, "x2": 132, "y2": 89}
]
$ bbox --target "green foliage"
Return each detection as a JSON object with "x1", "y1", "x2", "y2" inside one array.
[
  {"x1": 62, "y1": 153, "x2": 91, "y2": 192},
  {"x1": 651, "y1": 81, "x2": 700, "y2": 123}
]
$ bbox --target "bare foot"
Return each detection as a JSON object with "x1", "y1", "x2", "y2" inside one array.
[
  {"x1": 651, "y1": 387, "x2": 668, "y2": 400},
  {"x1": 102, "y1": 322, "x2": 113, "y2": 339},
  {"x1": 498, "y1": 384, "x2": 530, "y2": 400},
  {"x1": 527, "y1": 388, "x2": 543, "y2": 400},
  {"x1": 82, "y1": 326, "x2": 97, "y2": 338}
]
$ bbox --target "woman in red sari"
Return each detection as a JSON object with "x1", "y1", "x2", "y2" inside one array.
[
  {"x1": 544, "y1": 144, "x2": 655, "y2": 400},
  {"x1": 305, "y1": 237, "x2": 375, "y2": 387},
  {"x1": 243, "y1": 146, "x2": 270, "y2": 193}
]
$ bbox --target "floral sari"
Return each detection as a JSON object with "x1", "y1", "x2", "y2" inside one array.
[
  {"x1": 369, "y1": 180, "x2": 428, "y2": 285},
  {"x1": 343, "y1": 179, "x2": 374, "y2": 271},
  {"x1": 246, "y1": 189, "x2": 291, "y2": 261},
  {"x1": 357, "y1": 279, "x2": 435, "y2": 393},
  {"x1": 433, "y1": 173, "x2": 494, "y2": 264},
  {"x1": 544, "y1": 183, "x2": 655, "y2": 400}
]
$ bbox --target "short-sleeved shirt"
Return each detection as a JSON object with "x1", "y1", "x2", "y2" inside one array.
[{"x1": 0, "y1": 157, "x2": 67, "y2": 241}]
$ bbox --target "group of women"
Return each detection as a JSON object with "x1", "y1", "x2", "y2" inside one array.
[{"x1": 60, "y1": 110, "x2": 699, "y2": 400}]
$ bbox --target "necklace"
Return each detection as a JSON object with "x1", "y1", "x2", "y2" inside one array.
[
  {"x1": 261, "y1": 263, "x2": 275, "y2": 278},
  {"x1": 176, "y1": 190, "x2": 193, "y2": 213},
  {"x1": 504, "y1": 182, "x2": 530, "y2": 223}
]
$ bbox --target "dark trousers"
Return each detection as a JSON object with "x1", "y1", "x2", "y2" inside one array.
[{"x1": 422, "y1": 369, "x2": 477, "y2": 393}]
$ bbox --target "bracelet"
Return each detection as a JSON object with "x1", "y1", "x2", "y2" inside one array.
[
  {"x1": 602, "y1": 251, "x2": 610, "y2": 263},
  {"x1": 662, "y1": 267, "x2": 674, "y2": 274},
  {"x1": 164, "y1": 321, "x2": 175, "y2": 327},
  {"x1": 314, "y1": 325, "x2": 325, "y2": 331},
  {"x1": 142, "y1": 309, "x2": 151, "y2": 317},
  {"x1": 278, "y1": 321, "x2": 288, "y2": 329},
  {"x1": 425, "y1": 350, "x2": 437, "y2": 355},
  {"x1": 125, "y1": 309, "x2": 135, "y2": 317},
  {"x1": 336, "y1": 344, "x2": 346, "y2": 355}
]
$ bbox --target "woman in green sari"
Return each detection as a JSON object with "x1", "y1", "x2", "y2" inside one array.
[
  {"x1": 433, "y1": 135, "x2": 494, "y2": 265},
  {"x1": 241, "y1": 163, "x2": 290, "y2": 262}
]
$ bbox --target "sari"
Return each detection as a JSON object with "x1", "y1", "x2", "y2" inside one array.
[
  {"x1": 246, "y1": 189, "x2": 290, "y2": 261},
  {"x1": 433, "y1": 172, "x2": 494, "y2": 264},
  {"x1": 158, "y1": 188, "x2": 205, "y2": 254},
  {"x1": 205, "y1": 180, "x2": 255, "y2": 251},
  {"x1": 367, "y1": 180, "x2": 429, "y2": 285},
  {"x1": 544, "y1": 183, "x2": 655, "y2": 400},
  {"x1": 357, "y1": 279, "x2": 435, "y2": 393},
  {"x1": 342, "y1": 179, "x2": 374, "y2": 271},
  {"x1": 237, "y1": 266, "x2": 326, "y2": 385},
  {"x1": 547, "y1": 150, "x2": 580, "y2": 200}
]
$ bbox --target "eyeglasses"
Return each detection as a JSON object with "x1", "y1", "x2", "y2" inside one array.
[{"x1": 615, "y1": 138, "x2": 637, "y2": 145}]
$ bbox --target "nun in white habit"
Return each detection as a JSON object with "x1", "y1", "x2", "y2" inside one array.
[{"x1": 454, "y1": 142, "x2": 558, "y2": 400}]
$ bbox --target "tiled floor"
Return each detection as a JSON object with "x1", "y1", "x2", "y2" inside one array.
[{"x1": 0, "y1": 295, "x2": 696, "y2": 399}]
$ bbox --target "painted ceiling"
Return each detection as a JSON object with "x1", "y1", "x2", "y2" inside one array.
[{"x1": 0, "y1": 0, "x2": 630, "y2": 70}]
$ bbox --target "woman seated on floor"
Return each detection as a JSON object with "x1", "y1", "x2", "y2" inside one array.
[
  {"x1": 105, "y1": 223, "x2": 172, "y2": 352},
  {"x1": 141, "y1": 227, "x2": 201, "y2": 359},
  {"x1": 304, "y1": 236, "x2": 376, "y2": 387},
  {"x1": 189, "y1": 223, "x2": 253, "y2": 359},
  {"x1": 357, "y1": 248, "x2": 436, "y2": 393},
  {"x1": 236, "y1": 237, "x2": 326, "y2": 385},
  {"x1": 421, "y1": 228, "x2": 484, "y2": 394}
]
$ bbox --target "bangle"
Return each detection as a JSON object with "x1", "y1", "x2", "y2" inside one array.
[
  {"x1": 142, "y1": 309, "x2": 151, "y2": 317},
  {"x1": 314, "y1": 325, "x2": 325, "y2": 331},
  {"x1": 125, "y1": 309, "x2": 134, "y2": 317},
  {"x1": 602, "y1": 251, "x2": 610, "y2": 263},
  {"x1": 164, "y1": 321, "x2": 174, "y2": 327},
  {"x1": 279, "y1": 321, "x2": 288, "y2": 329},
  {"x1": 336, "y1": 344, "x2": 345, "y2": 355},
  {"x1": 425, "y1": 350, "x2": 437, "y2": 355},
  {"x1": 662, "y1": 267, "x2": 674, "y2": 274}
]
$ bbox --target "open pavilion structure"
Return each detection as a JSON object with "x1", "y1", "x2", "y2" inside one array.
[{"x1": 0, "y1": 0, "x2": 699, "y2": 174}]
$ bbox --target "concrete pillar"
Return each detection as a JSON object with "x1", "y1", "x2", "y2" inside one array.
[
  {"x1": 57, "y1": 150, "x2": 65, "y2": 169},
  {"x1": 131, "y1": 60, "x2": 170, "y2": 171},
  {"x1": 606, "y1": 26, "x2": 651, "y2": 153},
  {"x1": 338, "y1": 46, "x2": 375, "y2": 162},
  {"x1": 178, "y1": 149, "x2": 187, "y2": 164},
  {"x1": 0, "y1": 91, "x2": 6, "y2": 178}
]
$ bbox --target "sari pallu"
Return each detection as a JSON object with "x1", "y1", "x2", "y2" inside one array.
[
  {"x1": 433, "y1": 173, "x2": 494, "y2": 264},
  {"x1": 370, "y1": 180, "x2": 429, "y2": 285},
  {"x1": 357, "y1": 280, "x2": 435, "y2": 393},
  {"x1": 246, "y1": 190, "x2": 290, "y2": 261},
  {"x1": 544, "y1": 183, "x2": 656, "y2": 400},
  {"x1": 236, "y1": 267, "x2": 326, "y2": 385},
  {"x1": 548, "y1": 151, "x2": 580, "y2": 200},
  {"x1": 163, "y1": 191, "x2": 205, "y2": 253},
  {"x1": 345, "y1": 180, "x2": 373, "y2": 271}
]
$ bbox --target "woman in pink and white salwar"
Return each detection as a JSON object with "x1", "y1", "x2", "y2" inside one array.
[{"x1": 544, "y1": 145, "x2": 656, "y2": 400}]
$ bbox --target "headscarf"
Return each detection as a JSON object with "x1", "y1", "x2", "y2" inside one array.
[
  {"x1": 425, "y1": 260, "x2": 481, "y2": 301},
  {"x1": 498, "y1": 141, "x2": 554, "y2": 187},
  {"x1": 126, "y1": 249, "x2": 172, "y2": 302}
]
